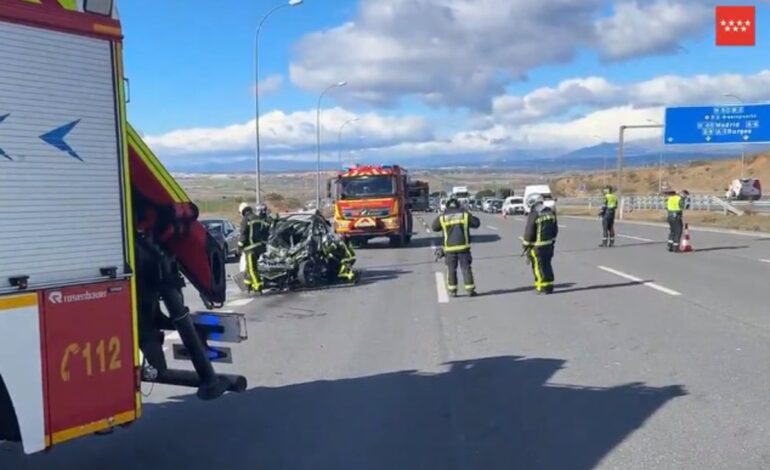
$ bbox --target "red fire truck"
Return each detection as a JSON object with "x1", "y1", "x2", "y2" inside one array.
[
  {"x1": 0, "y1": 1, "x2": 246, "y2": 455},
  {"x1": 329, "y1": 165, "x2": 414, "y2": 246}
]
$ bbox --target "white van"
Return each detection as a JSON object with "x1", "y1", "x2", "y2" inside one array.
[
  {"x1": 523, "y1": 185, "x2": 556, "y2": 214},
  {"x1": 725, "y1": 178, "x2": 762, "y2": 201}
]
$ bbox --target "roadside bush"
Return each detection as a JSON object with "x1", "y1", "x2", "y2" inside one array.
[{"x1": 284, "y1": 197, "x2": 302, "y2": 210}]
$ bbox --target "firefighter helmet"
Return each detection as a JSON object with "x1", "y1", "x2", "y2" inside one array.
[
  {"x1": 255, "y1": 203, "x2": 268, "y2": 217},
  {"x1": 238, "y1": 202, "x2": 252, "y2": 215}
]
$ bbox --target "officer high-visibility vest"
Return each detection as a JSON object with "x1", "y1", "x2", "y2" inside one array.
[
  {"x1": 667, "y1": 195, "x2": 682, "y2": 213},
  {"x1": 439, "y1": 212, "x2": 471, "y2": 252},
  {"x1": 605, "y1": 193, "x2": 618, "y2": 209}
]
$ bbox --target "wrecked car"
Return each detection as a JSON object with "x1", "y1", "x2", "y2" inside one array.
[{"x1": 236, "y1": 212, "x2": 358, "y2": 293}]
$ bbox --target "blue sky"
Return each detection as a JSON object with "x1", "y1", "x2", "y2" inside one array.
[{"x1": 118, "y1": 0, "x2": 770, "y2": 169}]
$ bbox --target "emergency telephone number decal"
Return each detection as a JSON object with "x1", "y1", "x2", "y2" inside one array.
[{"x1": 60, "y1": 337, "x2": 122, "y2": 382}]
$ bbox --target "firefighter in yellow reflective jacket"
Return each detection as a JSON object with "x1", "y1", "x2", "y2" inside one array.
[
  {"x1": 431, "y1": 197, "x2": 481, "y2": 297},
  {"x1": 665, "y1": 189, "x2": 688, "y2": 252},
  {"x1": 521, "y1": 193, "x2": 559, "y2": 294},
  {"x1": 238, "y1": 203, "x2": 271, "y2": 292},
  {"x1": 322, "y1": 235, "x2": 357, "y2": 282},
  {"x1": 598, "y1": 186, "x2": 618, "y2": 247}
]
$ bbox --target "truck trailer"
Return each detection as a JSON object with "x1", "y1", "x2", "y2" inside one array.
[{"x1": 0, "y1": 1, "x2": 246, "y2": 455}]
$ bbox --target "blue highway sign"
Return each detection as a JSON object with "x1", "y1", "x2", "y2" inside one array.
[{"x1": 664, "y1": 104, "x2": 770, "y2": 145}]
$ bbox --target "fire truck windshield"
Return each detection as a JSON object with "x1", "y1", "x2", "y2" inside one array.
[{"x1": 339, "y1": 175, "x2": 396, "y2": 199}]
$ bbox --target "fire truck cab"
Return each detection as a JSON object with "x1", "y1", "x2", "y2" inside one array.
[{"x1": 329, "y1": 165, "x2": 413, "y2": 247}]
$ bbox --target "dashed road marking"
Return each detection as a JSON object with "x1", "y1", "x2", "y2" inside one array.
[
  {"x1": 597, "y1": 266, "x2": 682, "y2": 297},
  {"x1": 226, "y1": 298, "x2": 253, "y2": 307},
  {"x1": 617, "y1": 234, "x2": 654, "y2": 242},
  {"x1": 486, "y1": 225, "x2": 499, "y2": 231},
  {"x1": 558, "y1": 224, "x2": 568, "y2": 228},
  {"x1": 760, "y1": 259, "x2": 770, "y2": 264},
  {"x1": 435, "y1": 272, "x2": 450, "y2": 303}
]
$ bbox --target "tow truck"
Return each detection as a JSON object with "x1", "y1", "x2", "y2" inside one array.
[
  {"x1": 328, "y1": 164, "x2": 413, "y2": 246},
  {"x1": 0, "y1": 1, "x2": 246, "y2": 455}
]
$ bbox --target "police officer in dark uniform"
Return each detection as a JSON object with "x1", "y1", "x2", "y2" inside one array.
[
  {"x1": 598, "y1": 185, "x2": 618, "y2": 247},
  {"x1": 521, "y1": 193, "x2": 559, "y2": 294},
  {"x1": 431, "y1": 197, "x2": 481, "y2": 297},
  {"x1": 665, "y1": 189, "x2": 687, "y2": 252},
  {"x1": 238, "y1": 203, "x2": 272, "y2": 292}
]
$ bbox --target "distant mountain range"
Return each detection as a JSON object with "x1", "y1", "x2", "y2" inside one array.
[{"x1": 163, "y1": 138, "x2": 770, "y2": 174}]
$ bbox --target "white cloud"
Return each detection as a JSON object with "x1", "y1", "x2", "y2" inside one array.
[
  {"x1": 491, "y1": 70, "x2": 770, "y2": 125},
  {"x1": 289, "y1": 0, "x2": 718, "y2": 109},
  {"x1": 144, "y1": 107, "x2": 433, "y2": 156},
  {"x1": 254, "y1": 74, "x2": 284, "y2": 96},
  {"x1": 147, "y1": 69, "x2": 770, "y2": 167},
  {"x1": 595, "y1": 0, "x2": 713, "y2": 61}
]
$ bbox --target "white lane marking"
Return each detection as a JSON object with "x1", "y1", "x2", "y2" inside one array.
[
  {"x1": 558, "y1": 224, "x2": 568, "y2": 228},
  {"x1": 226, "y1": 298, "x2": 253, "y2": 307},
  {"x1": 435, "y1": 272, "x2": 450, "y2": 303},
  {"x1": 597, "y1": 266, "x2": 682, "y2": 296},
  {"x1": 760, "y1": 259, "x2": 770, "y2": 263},
  {"x1": 165, "y1": 332, "x2": 180, "y2": 341},
  {"x1": 514, "y1": 217, "x2": 525, "y2": 222},
  {"x1": 486, "y1": 225, "x2": 499, "y2": 231},
  {"x1": 426, "y1": 228, "x2": 431, "y2": 233},
  {"x1": 617, "y1": 234, "x2": 654, "y2": 242}
]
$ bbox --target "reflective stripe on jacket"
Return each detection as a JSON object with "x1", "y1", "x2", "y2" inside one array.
[
  {"x1": 522, "y1": 205, "x2": 559, "y2": 247},
  {"x1": 431, "y1": 208, "x2": 480, "y2": 253}
]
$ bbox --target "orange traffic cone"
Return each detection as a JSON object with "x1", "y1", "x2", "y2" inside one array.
[{"x1": 679, "y1": 224, "x2": 693, "y2": 252}]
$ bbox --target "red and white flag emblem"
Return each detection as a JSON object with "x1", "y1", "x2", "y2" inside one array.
[{"x1": 715, "y1": 5, "x2": 756, "y2": 46}]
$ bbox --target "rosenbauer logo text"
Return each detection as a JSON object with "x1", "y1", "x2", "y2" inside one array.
[{"x1": 48, "y1": 290, "x2": 108, "y2": 304}]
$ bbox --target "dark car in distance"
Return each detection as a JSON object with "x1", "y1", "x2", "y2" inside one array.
[{"x1": 200, "y1": 218, "x2": 239, "y2": 261}]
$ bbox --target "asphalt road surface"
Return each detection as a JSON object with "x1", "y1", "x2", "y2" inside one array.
[{"x1": 4, "y1": 211, "x2": 770, "y2": 469}]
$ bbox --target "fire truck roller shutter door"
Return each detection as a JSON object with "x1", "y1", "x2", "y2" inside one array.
[{"x1": 0, "y1": 21, "x2": 127, "y2": 291}]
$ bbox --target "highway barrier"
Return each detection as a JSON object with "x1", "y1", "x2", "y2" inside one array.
[{"x1": 557, "y1": 194, "x2": 759, "y2": 216}]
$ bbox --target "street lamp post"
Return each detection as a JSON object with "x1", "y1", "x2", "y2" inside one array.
[
  {"x1": 724, "y1": 93, "x2": 746, "y2": 178},
  {"x1": 591, "y1": 134, "x2": 605, "y2": 186},
  {"x1": 338, "y1": 117, "x2": 359, "y2": 168},
  {"x1": 616, "y1": 123, "x2": 664, "y2": 219},
  {"x1": 254, "y1": 0, "x2": 303, "y2": 204},
  {"x1": 316, "y1": 81, "x2": 348, "y2": 209},
  {"x1": 647, "y1": 119, "x2": 664, "y2": 192}
]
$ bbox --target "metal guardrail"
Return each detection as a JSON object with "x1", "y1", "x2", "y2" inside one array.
[{"x1": 557, "y1": 194, "x2": 747, "y2": 216}]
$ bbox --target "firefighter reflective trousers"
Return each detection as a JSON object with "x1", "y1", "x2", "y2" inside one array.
[
  {"x1": 245, "y1": 247, "x2": 265, "y2": 290},
  {"x1": 529, "y1": 245, "x2": 555, "y2": 292},
  {"x1": 445, "y1": 251, "x2": 475, "y2": 293},
  {"x1": 667, "y1": 213, "x2": 683, "y2": 251}
]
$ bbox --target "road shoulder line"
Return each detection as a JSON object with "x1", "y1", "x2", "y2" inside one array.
[
  {"x1": 564, "y1": 215, "x2": 768, "y2": 238},
  {"x1": 597, "y1": 265, "x2": 682, "y2": 296},
  {"x1": 617, "y1": 234, "x2": 654, "y2": 242},
  {"x1": 435, "y1": 272, "x2": 450, "y2": 303}
]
